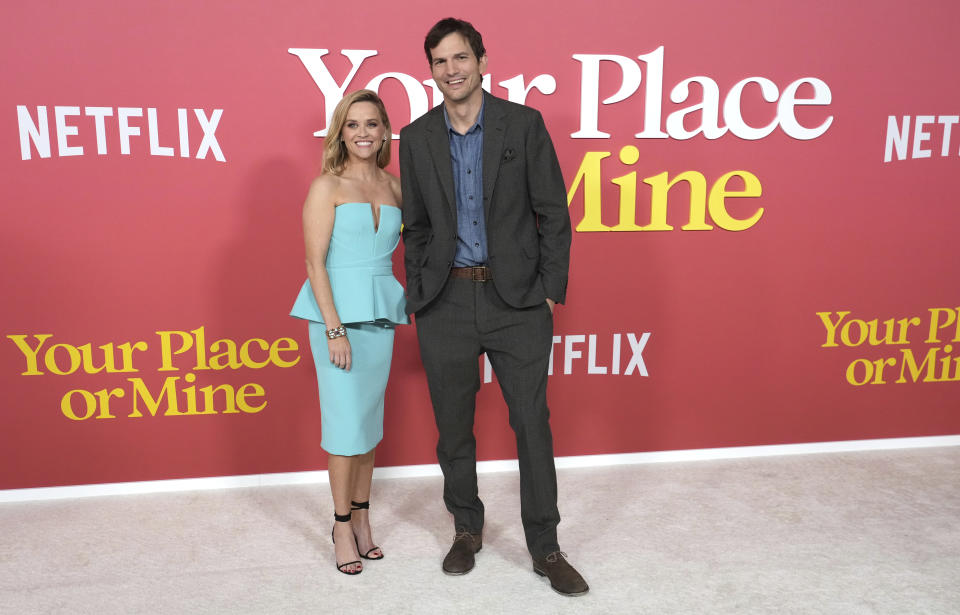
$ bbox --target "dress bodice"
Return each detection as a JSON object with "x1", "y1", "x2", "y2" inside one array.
[
  {"x1": 290, "y1": 203, "x2": 408, "y2": 325},
  {"x1": 325, "y1": 203, "x2": 402, "y2": 270}
]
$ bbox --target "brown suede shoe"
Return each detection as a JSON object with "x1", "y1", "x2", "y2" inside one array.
[
  {"x1": 532, "y1": 551, "x2": 589, "y2": 596},
  {"x1": 442, "y1": 530, "x2": 482, "y2": 575}
]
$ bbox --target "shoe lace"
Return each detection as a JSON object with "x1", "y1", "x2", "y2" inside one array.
[
  {"x1": 453, "y1": 529, "x2": 475, "y2": 541},
  {"x1": 544, "y1": 551, "x2": 567, "y2": 563}
]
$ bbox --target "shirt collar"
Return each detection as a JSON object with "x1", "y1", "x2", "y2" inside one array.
[{"x1": 443, "y1": 98, "x2": 485, "y2": 136}]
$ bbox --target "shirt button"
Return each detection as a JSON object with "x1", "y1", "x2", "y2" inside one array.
[
  {"x1": 473, "y1": 220, "x2": 478, "y2": 226},
  {"x1": 474, "y1": 242, "x2": 480, "y2": 247},
  {"x1": 466, "y1": 169, "x2": 472, "y2": 174},
  {"x1": 468, "y1": 195, "x2": 473, "y2": 200}
]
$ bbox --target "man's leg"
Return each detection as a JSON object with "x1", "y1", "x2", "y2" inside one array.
[
  {"x1": 479, "y1": 284, "x2": 589, "y2": 595},
  {"x1": 478, "y1": 284, "x2": 560, "y2": 558},
  {"x1": 415, "y1": 279, "x2": 485, "y2": 535}
]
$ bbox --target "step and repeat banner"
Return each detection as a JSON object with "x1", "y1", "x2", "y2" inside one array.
[{"x1": 2, "y1": 1, "x2": 958, "y2": 490}]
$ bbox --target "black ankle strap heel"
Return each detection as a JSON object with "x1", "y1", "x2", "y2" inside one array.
[
  {"x1": 331, "y1": 511, "x2": 361, "y2": 575},
  {"x1": 349, "y1": 500, "x2": 383, "y2": 560}
]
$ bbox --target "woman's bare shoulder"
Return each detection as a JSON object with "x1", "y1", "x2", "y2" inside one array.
[
  {"x1": 310, "y1": 172, "x2": 342, "y2": 193},
  {"x1": 386, "y1": 172, "x2": 402, "y2": 207},
  {"x1": 304, "y1": 173, "x2": 341, "y2": 211}
]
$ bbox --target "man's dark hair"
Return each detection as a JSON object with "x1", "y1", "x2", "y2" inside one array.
[{"x1": 424, "y1": 18, "x2": 486, "y2": 64}]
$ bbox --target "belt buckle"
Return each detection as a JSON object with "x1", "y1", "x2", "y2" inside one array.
[{"x1": 472, "y1": 266, "x2": 487, "y2": 282}]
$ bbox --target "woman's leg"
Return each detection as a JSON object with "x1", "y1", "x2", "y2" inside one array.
[
  {"x1": 329, "y1": 453, "x2": 362, "y2": 572},
  {"x1": 350, "y1": 448, "x2": 381, "y2": 558}
]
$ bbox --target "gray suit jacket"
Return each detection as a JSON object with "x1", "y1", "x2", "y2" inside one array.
[{"x1": 400, "y1": 91, "x2": 571, "y2": 315}]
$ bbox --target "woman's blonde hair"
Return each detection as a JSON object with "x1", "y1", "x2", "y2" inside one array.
[{"x1": 322, "y1": 89, "x2": 392, "y2": 175}]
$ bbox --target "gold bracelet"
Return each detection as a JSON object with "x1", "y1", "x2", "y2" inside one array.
[{"x1": 326, "y1": 325, "x2": 346, "y2": 339}]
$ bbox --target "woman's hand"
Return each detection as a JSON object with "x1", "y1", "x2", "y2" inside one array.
[{"x1": 328, "y1": 335, "x2": 352, "y2": 371}]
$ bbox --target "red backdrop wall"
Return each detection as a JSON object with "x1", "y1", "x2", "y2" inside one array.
[{"x1": 2, "y1": 1, "x2": 958, "y2": 490}]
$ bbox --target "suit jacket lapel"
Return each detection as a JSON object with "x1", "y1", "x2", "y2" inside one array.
[
  {"x1": 481, "y1": 92, "x2": 506, "y2": 221},
  {"x1": 424, "y1": 107, "x2": 457, "y2": 222}
]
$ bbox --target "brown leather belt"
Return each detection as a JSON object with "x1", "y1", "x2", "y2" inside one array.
[{"x1": 449, "y1": 266, "x2": 493, "y2": 282}]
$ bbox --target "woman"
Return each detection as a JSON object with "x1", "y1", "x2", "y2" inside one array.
[{"x1": 290, "y1": 89, "x2": 407, "y2": 575}]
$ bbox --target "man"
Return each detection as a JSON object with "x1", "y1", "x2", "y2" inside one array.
[{"x1": 399, "y1": 17, "x2": 587, "y2": 596}]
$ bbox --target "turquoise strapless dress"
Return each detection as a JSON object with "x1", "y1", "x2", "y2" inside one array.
[{"x1": 290, "y1": 203, "x2": 408, "y2": 456}]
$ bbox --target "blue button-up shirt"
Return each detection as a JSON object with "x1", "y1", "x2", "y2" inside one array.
[{"x1": 445, "y1": 103, "x2": 488, "y2": 267}]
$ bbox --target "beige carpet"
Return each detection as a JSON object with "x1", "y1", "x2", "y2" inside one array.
[{"x1": 2, "y1": 447, "x2": 959, "y2": 614}]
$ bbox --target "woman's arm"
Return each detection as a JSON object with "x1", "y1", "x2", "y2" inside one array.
[{"x1": 303, "y1": 176, "x2": 352, "y2": 371}]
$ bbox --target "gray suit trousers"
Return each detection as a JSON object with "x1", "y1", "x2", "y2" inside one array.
[{"x1": 415, "y1": 277, "x2": 561, "y2": 558}]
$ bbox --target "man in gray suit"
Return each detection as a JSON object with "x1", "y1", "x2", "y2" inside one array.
[{"x1": 399, "y1": 17, "x2": 587, "y2": 596}]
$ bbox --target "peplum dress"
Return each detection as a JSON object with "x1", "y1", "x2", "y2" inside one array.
[{"x1": 290, "y1": 203, "x2": 409, "y2": 456}]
